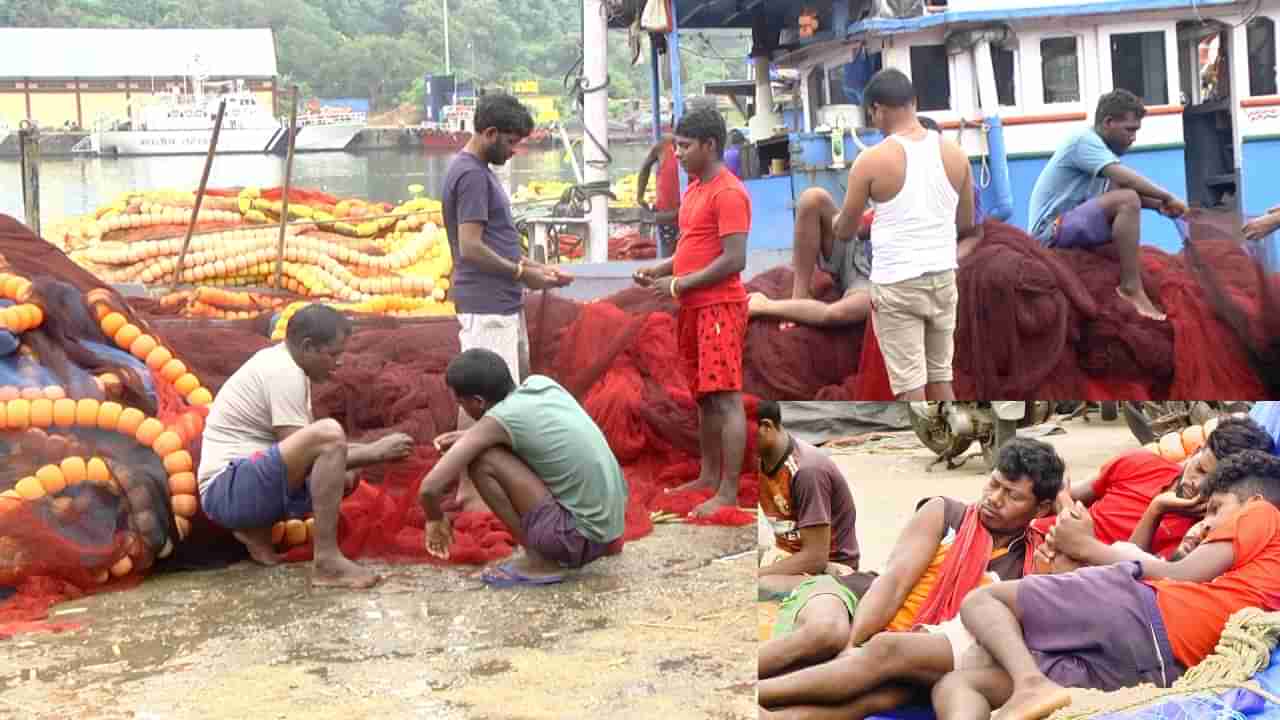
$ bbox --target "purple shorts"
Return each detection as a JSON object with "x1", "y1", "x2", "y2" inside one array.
[
  {"x1": 200, "y1": 445, "x2": 313, "y2": 529},
  {"x1": 1017, "y1": 561, "x2": 1184, "y2": 691},
  {"x1": 1049, "y1": 197, "x2": 1113, "y2": 249},
  {"x1": 522, "y1": 495, "x2": 615, "y2": 569}
]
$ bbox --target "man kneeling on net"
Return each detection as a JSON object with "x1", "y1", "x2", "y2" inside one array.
[
  {"x1": 419, "y1": 348, "x2": 628, "y2": 587},
  {"x1": 197, "y1": 304, "x2": 414, "y2": 589},
  {"x1": 930, "y1": 449, "x2": 1280, "y2": 720}
]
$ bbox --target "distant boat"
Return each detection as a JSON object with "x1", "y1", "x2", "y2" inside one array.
[{"x1": 89, "y1": 69, "x2": 363, "y2": 156}]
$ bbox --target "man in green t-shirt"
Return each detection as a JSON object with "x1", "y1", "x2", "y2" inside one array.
[{"x1": 419, "y1": 348, "x2": 629, "y2": 587}]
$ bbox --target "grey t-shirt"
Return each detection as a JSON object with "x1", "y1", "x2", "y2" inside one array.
[
  {"x1": 197, "y1": 343, "x2": 312, "y2": 491},
  {"x1": 442, "y1": 150, "x2": 524, "y2": 315},
  {"x1": 487, "y1": 375, "x2": 628, "y2": 543}
]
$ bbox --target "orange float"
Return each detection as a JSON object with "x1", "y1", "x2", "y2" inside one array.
[
  {"x1": 170, "y1": 494, "x2": 198, "y2": 517},
  {"x1": 60, "y1": 457, "x2": 87, "y2": 486},
  {"x1": 29, "y1": 398, "x2": 53, "y2": 428},
  {"x1": 6, "y1": 398, "x2": 30, "y2": 431}
]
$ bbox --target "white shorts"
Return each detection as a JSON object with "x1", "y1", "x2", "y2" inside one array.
[
  {"x1": 919, "y1": 616, "x2": 994, "y2": 671},
  {"x1": 457, "y1": 309, "x2": 530, "y2": 384}
]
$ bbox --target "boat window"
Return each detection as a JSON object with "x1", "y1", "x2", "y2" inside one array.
[
  {"x1": 911, "y1": 44, "x2": 951, "y2": 111},
  {"x1": 991, "y1": 44, "x2": 1017, "y2": 106},
  {"x1": 1248, "y1": 17, "x2": 1277, "y2": 96},
  {"x1": 1041, "y1": 36, "x2": 1081, "y2": 103},
  {"x1": 1110, "y1": 31, "x2": 1169, "y2": 104}
]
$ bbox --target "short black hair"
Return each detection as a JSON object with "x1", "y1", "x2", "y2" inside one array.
[
  {"x1": 863, "y1": 68, "x2": 916, "y2": 109},
  {"x1": 1095, "y1": 89, "x2": 1146, "y2": 125},
  {"x1": 474, "y1": 92, "x2": 534, "y2": 137},
  {"x1": 918, "y1": 116, "x2": 940, "y2": 132},
  {"x1": 445, "y1": 348, "x2": 516, "y2": 405},
  {"x1": 758, "y1": 400, "x2": 782, "y2": 427},
  {"x1": 675, "y1": 105, "x2": 727, "y2": 158},
  {"x1": 1200, "y1": 449, "x2": 1280, "y2": 507},
  {"x1": 996, "y1": 437, "x2": 1066, "y2": 503},
  {"x1": 1207, "y1": 416, "x2": 1275, "y2": 459},
  {"x1": 286, "y1": 304, "x2": 351, "y2": 350}
]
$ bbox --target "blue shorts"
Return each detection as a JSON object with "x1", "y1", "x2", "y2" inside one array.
[
  {"x1": 1048, "y1": 197, "x2": 1113, "y2": 249},
  {"x1": 200, "y1": 445, "x2": 313, "y2": 529}
]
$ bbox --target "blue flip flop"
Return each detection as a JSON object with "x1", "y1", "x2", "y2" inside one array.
[{"x1": 480, "y1": 561, "x2": 565, "y2": 588}]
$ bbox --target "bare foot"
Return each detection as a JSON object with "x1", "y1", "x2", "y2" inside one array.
[
  {"x1": 691, "y1": 494, "x2": 735, "y2": 518},
  {"x1": 506, "y1": 554, "x2": 565, "y2": 580},
  {"x1": 312, "y1": 555, "x2": 381, "y2": 589},
  {"x1": 994, "y1": 678, "x2": 1072, "y2": 720},
  {"x1": 233, "y1": 530, "x2": 282, "y2": 566},
  {"x1": 1116, "y1": 286, "x2": 1167, "y2": 321}
]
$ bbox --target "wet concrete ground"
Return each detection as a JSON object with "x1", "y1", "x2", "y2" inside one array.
[{"x1": 0, "y1": 522, "x2": 756, "y2": 720}]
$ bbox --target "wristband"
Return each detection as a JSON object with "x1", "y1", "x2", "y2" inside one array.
[
  {"x1": 514, "y1": 260, "x2": 525, "y2": 281},
  {"x1": 670, "y1": 276, "x2": 680, "y2": 298}
]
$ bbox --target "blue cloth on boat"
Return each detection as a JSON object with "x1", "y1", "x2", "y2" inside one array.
[{"x1": 1252, "y1": 402, "x2": 1280, "y2": 448}]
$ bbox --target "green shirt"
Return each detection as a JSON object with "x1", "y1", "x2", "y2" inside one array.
[{"x1": 487, "y1": 375, "x2": 628, "y2": 542}]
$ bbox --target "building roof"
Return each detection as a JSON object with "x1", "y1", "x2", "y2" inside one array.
[
  {"x1": 849, "y1": 0, "x2": 1242, "y2": 36},
  {"x1": 0, "y1": 28, "x2": 278, "y2": 78}
]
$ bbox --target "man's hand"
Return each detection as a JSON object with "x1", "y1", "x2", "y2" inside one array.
[
  {"x1": 1160, "y1": 197, "x2": 1189, "y2": 218},
  {"x1": 433, "y1": 430, "x2": 464, "y2": 453},
  {"x1": 652, "y1": 275, "x2": 680, "y2": 300},
  {"x1": 523, "y1": 264, "x2": 567, "y2": 290},
  {"x1": 376, "y1": 433, "x2": 414, "y2": 462},
  {"x1": 1153, "y1": 490, "x2": 1207, "y2": 517},
  {"x1": 632, "y1": 266, "x2": 661, "y2": 288},
  {"x1": 1051, "y1": 501, "x2": 1097, "y2": 558},
  {"x1": 1244, "y1": 213, "x2": 1280, "y2": 242},
  {"x1": 425, "y1": 517, "x2": 452, "y2": 559}
]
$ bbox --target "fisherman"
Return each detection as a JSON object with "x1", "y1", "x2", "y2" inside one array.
[
  {"x1": 442, "y1": 92, "x2": 574, "y2": 514},
  {"x1": 633, "y1": 104, "x2": 751, "y2": 518},
  {"x1": 933, "y1": 450, "x2": 1280, "y2": 720},
  {"x1": 757, "y1": 400, "x2": 862, "y2": 599},
  {"x1": 758, "y1": 438, "x2": 1064, "y2": 719},
  {"x1": 420, "y1": 348, "x2": 628, "y2": 587},
  {"x1": 636, "y1": 133, "x2": 681, "y2": 256},
  {"x1": 1027, "y1": 89, "x2": 1189, "y2": 322},
  {"x1": 197, "y1": 303, "x2": 414, "y2": 589}
]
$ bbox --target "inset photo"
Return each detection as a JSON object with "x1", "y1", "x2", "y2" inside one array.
[{"x1": 759, "y1": 400, "x2": 1280, "y2": 720}]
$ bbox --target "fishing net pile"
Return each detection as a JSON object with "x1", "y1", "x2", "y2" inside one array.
[{"x1": 0, "y1": 213, "x2": 761, "y2": 637}]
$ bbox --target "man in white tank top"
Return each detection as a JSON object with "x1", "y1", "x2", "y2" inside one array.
[{"x1": 831, "y1": 69, "x2": 979, "y2": 400}]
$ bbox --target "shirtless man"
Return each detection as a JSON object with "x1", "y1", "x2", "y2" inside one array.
[
  {"x1": 933, "y1": 449, "x2": 1280, "y2": 720},
  {"x1": 757, "y1": 400, "x2": 861, "y2": 598},
  {"x1": 758, "y1": 438, "x2": 1064, "y2": 719},
  {"x1": 1027, "y1": 89, "x2": 1189, "y2": 321},
  {"x1": 197, "y1": 304, "x2": 413, "y2": 588}
]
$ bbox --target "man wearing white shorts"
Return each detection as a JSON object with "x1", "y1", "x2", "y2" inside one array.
[{"x1": 442, "y1": 92, "x2": 572, "y2": 511}]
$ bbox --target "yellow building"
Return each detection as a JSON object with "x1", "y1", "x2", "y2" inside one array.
[
  {"x1": 0, "y1": 28, "x2": 279, "y2": 130},
  {"x1": 509, "y1": 80, "x2": 561, "y2": 125}
]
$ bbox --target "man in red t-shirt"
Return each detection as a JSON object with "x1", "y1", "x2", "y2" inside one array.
[
  {"x1": 1032, "y1": 415, "x2": 1273, "y2": 559},
  {"x1": 636, "y1": 135, "x2": 681, "y2": 256},
  {"x1": 633, "y1": 105, "x2": 750, "y2": 518}
]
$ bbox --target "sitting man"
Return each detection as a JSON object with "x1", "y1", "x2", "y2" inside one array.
[
  {"x1": 933, "y1": 449, "x2": 1280, "y2": 720},
  {"x1": 1033, "y1": 415, "x2": 1273, "y2": 558},
  {"x1": 758, "y1": 438, "x2": 1064, "y2": 719},
  {"x1": 748, "y1": 119, "x2": 983, "y2": 331},
  {"x1": 419, "y1": 348, "x2": 628, "y2": 587},
  {"x1": 198, "y1": 304, "x2": 414, "y2": 589},
  {"x1": 1027, "y1": 89, "x2": 1189, "y2": 321},
  {"x1": 757, "y1": 400, "x2": 862, "y2": 599}
]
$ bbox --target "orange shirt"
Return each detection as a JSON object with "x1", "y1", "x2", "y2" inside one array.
[
  {"x1": 673, "y1": 167, "x2": 751, "y2": 308},
  {"x1": 1148, "y1": 500, "x2": 1280, "y2": 667},
  {"x1": 886, "y1": 529, "x2": 1008, "y2": 631}
]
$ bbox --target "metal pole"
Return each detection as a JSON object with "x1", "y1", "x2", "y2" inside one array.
[
  {"x1": 171, "y1": 99, "x2": 227, "y2": 292},
  {"x1": 17, "y1": 122, "x2": 41, "y2": 238},
  {"x1": 274, "y1": 86, "x2": 300, "y2": 290},
  {"x1": 583, "y1": 0, "x2": 610, "y2": 263},
  {"x1": 669, "y1": 0, "x2": 688, "y2": 196},
  {"x1": 649, "y1": 36, "x2": 662, "y2": 144},
  {"x1": 443, "y1": 0, "x2": 451, "y2": 76}
]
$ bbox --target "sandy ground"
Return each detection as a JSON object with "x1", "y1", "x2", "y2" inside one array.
[
  {"x1": 0, "y1": 521, "x2": 756, "y2": 720},
  {"x1": 758, "y1": 410, "x2": 1143, "y2": 663}
]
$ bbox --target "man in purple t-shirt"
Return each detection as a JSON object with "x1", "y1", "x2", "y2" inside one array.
[
  {"x1": 756, "y1": 400, "x2": 861, "y2": 597},
  {"x1": 439, "y1": 92, "x2": 573, "y2": 512}
]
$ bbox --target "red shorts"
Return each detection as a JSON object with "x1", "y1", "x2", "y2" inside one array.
[{"x1": 676, "y1": 300, "x2": 747, "y2": 398}]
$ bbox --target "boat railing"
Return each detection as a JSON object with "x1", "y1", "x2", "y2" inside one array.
[{"x1": 297, "y1": 111, "x2": 368, "y2": 127}]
